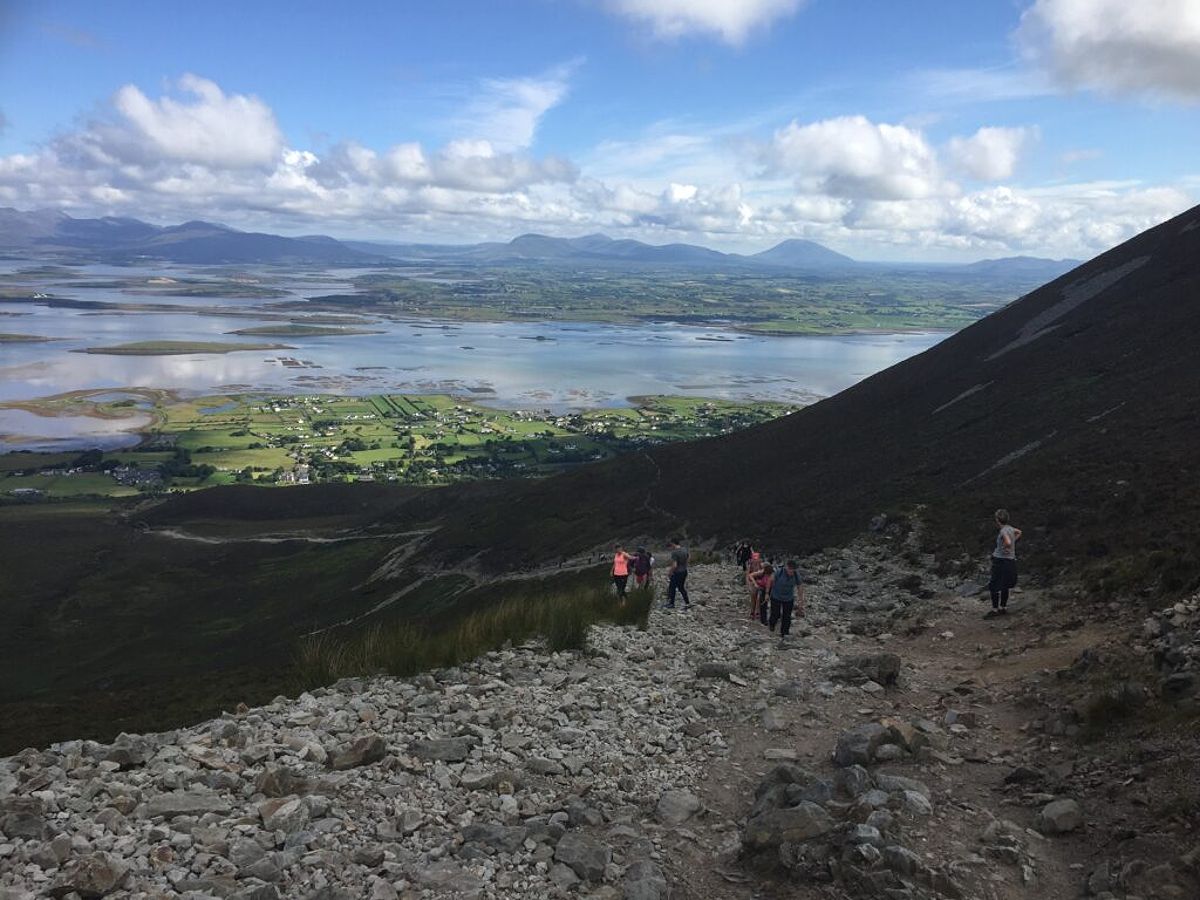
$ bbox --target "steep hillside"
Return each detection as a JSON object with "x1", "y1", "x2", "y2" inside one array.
[{"x1": 419, "y1": 204, "x2": 1200, "y2": 597}]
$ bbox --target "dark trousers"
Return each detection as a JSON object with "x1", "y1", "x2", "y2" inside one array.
[
  {"x1": 988, "y1": 558, "x2": 1017, "y2": 609},
  {"x1": 613, "y1": 574, "x2": 629, "y2": 597},
  {"x1": 756, "y1": 587, "x2": 768, "y2": 624},
  {"x1": 769, "y1": 598, "x2": 794, "y2": 636},
  {"x1": 667, "y1": 570, "x2": 689, "y2": 605}
]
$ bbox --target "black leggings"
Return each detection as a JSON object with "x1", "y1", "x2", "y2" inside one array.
[
  {"x1": 989, "y1": 557, "x2": 1017, "y2": 609},
  {"x1": 769, "y1": 598, "x2": 794, "y2": 636},
  {"x1": 613, "y1": 574, "x2": 629, "y2": 597},
  {"x1": 668, "y1": 571, "x2": 689, "y2": 605}
]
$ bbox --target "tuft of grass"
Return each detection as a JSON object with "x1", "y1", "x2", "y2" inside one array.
[
  {"x1": 1079, "y1": 679, "x2": 1145, "y2": 736},
  {"x1": 293, "y1": 582, "x2": 652, "y2": 690}
]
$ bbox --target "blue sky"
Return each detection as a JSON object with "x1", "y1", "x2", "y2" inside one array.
[{"x1": 1, "y1": 0, "x2": 1197, "y2": 260}]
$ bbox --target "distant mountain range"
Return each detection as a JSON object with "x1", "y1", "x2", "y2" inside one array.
[{"x1": 0, "y1": 207, "x2": 1080, "y2": 276}]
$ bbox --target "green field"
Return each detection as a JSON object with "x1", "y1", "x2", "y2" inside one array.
[
  {"x1": 73, "y1": 340, "x2": 293, "y2": 355},
  {"x1": 2, "y1": 392, "x2": 797, "y2": 499}
]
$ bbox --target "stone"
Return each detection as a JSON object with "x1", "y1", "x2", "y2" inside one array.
[
  {"x1": 1036, "y1": 799, "x2": 1083, "y2": 834},
  {"x1": 761, "y1": 708, "x2": 786, "y2": 731},
  {"x1": 409, "y1": 738, "x2": 471, "y2": 762},
  {"x1": 743, "y1": 802, "x2": 835, "y2": 851},
  {"x1": 833, "y1": 723, "x2": 888, "y2": 767},
  {"x1": 833, "y1": 653, "x2": 901, "y2": 686},
  {"x1": 259, "y1": 797, "x2": 311, "y2": 833},
  {"x1": 330, "y1": 734, "x2": 388, "y2": 770},
  {"x1": 622, "y1": 860, "x2": 668, "y2": 900},
  {"x1": 143, "y1": 791, "x2": 231, "y2": 820},
  {"x1": 461, "y1": 823, "x2": 527, "y2": 854},
  {"x1": 1162, "y1": 672, "x2": 1196, "y2": 701},
  {"x1": 873, "y1": 743, "x2": 904, "y2": 762},
  {"x1": 883, "y1": 844, "x2": 924, "y2": 876},
  {"x1": 875, "y1": 772, "x2": 931, "y2": 798},
  {"x1": 901, "y1": 790, "x2": 932, "y2": 816},
  {"x1": 834, "y1": 765, "x2": 874, "y2": 798},
  {"x1": 351, "y1": 845, "x2": 385, "y2": 868},
  {"x1": 49, "y1": 852, "x2": 129, "y2": 898},
  {"x1": 550, "y1": 862, "x2": 580, "y2": 888},
  {"x1": 655, "y1": 789, "x2": 702, "y2": 826},
  {"x1": 554, "y1": 832, "x2": 611, "y2": 882},
  {"x1": 696, "y1": 662, "x2": 736, "y2": 679}
]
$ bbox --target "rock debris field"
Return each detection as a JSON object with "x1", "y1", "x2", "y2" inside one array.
[{"x1": 2, "y1": 530, "x2": 1198, "y2": 900}]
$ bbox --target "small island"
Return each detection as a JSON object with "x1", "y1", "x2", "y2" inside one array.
[
  {"x1": 0, "y1": 333, "x2": 58, "y2": 343},
  {"x1": 225, "y1": 324, "x2": 385, "y2": 337},
  {"x1": 73, "y1": 340, "x2": 294, "y2": 356}
]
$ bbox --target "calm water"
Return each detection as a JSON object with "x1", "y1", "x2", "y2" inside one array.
[{"x1": 0, "y1": 264, "x2": 947, "y2": 449}]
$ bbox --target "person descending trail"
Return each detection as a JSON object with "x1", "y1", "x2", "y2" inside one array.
[
  {"x1": 612, "y1": 544, "x2": 634, "y2": 599},
  {"x1": 768, "y1": 559, "x2": 805, "y2": 642},
  {"x1": 632, "y1": 546, "x2": 653, "y2": 591},
  {"x1": 735, "y1": 540, "x2": 753, "y2": 570},
  {"x1": 663, "y1": 538, "x2": 691, "y2": 609},
  {"x1": 985, "y1": 509, "x2": 1022, "y2": 619},
  {"x1": 746, "y1": 551, "x2": 768, "y2": 622}
]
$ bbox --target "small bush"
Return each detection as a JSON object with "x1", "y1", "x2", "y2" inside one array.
[{"x1": 1080, "y1": 679, "x2": 1145, "y2": 734}]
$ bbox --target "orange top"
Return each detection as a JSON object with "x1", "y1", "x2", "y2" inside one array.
[{"x1": 613, "y1": 553, "x2": 629, "y2": 576}]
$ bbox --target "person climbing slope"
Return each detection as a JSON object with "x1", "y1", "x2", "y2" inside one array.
[
  {"x1": 768, "y1": 559, "x2": 805, "y2": 642},
  {"x1": 985, "y1": 509, "x2": 1022, "y2": 619},
  {"x1": 632, "y1": 546, "x2": 653, "y2": 590},
  {"x1": 612, "y1": 544, "x2": 634, "y2": 599},
  {"x1": 745, "y1": 550, "x2": 766, "y2": 621},
  {"x1": 663, "y1": 537, "x2": 691, "y2": 609}
]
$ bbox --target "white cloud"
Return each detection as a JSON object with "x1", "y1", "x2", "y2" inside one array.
[
  {"x1": 947, "y1": 126, "x2": 1036, "y2": 181},
  {"x1": 457, "y1": 64, "x2": 576, "y2": 151},
  {"x1": 1018, "y1": 0, "x2": 1200, "y2": 100},
  {"x1": 605, "y1": 0, "x2": 804, "y2": 44},
  {"x1": 112, "y1": 74, "x2": 284, "y2": 167},
  {"x1": 762, "y1": 115, "x2": 947, "y2": 200}
]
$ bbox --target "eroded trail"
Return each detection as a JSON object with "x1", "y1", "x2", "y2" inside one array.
[{"x1": 0, "y1": 533, "x2": 1194, "y2": 900}]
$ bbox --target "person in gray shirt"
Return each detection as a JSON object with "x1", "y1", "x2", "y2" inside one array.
[
  {"x1": 985, "y1": 508, "x2": 1022, "y2": 619},
  {"x1": 768, "y1": 559, "x2": 805, "y2": 641},
  {"x1": 663, "y1": 537, "x2": 691, "y2": 609}
]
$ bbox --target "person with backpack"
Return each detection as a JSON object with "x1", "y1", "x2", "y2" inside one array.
[
  {"x1": 662, "y1": 537, "x2": 691, "y2": 609},
  {"x1": 768, "y1": 559, "x2": 805, "y2": 642},
  {"x1": 735, "y1": 540, "x2": 753, "y2": 570},
  {"x1": 612, "y1": 544, "x2": 634, "y2": 599},
  {"x1": 985, "y1": 509, "x2": 1022, "y2": 619},
  {"x1": 632, "y1": 546, "x2": 653, "y2": 591}
]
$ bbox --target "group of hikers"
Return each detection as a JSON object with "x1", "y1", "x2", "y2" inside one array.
[
  {"x1": 610, "y1": 538, "x2": 692, "y2": 607},
  {"x1": 612, "y1": 507, "x2": 1021, "y2": 630}
]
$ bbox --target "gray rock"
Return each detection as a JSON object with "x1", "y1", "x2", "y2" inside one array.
[
  {"x1": 833, "y1": 723, "x2": 888, "y2": 767},
  {"x1": 874, "y1": 743, "x2": 904, "y2": 762},
  {"x1": 254, "y1": 767, "x2": 315, "y2": 798},
  {"x1": 461, "y1": 823, "x2": 527, "y2": 854},
  {"x1": 143, "y1": 791, "x2": 231, "y2": 820},
  {"x1": 229, "y1": 838, "x2": 267, "y2": 868},
  {"x1": 901, "y1": 790, "x2": 932, "y2": 816},
  {"x1": 351, "y1": 845, "x2": 385, "y2": 867},
  {"x1": 834, "y1": 765, "x2": 874, "y2": 798},
  {"x1": 623, "y1": 860, "x2": 668, "y2": 900},
  {"x1": 259, "y1": 797, "x2": 311, "y2": 833},
  {"x1": 696, "y1": 662, "x2": 736, "y2": 679},
  {"x1": 1163, "y1": 672, "x2": 1196, "y2": 701},
  {"x1": 554, "y1": 831, "x2": 611, "y2": 882},
  {"x1": 655, "y1": 789, "x2": 701, "y2": 826},
  {"x1": 875, "y1": 772, "x2": 931, "y2": 798},
  {"x1": 409, "y1": 738, "x2": 472, "y2": 762},
  {"x1": 232, "y1": 884, "x2": 282, "y2": 900},
  {"x1": 848, "y1": 824, "x2": 883, "y2": 846},
  {"x1": 743, "y1": 802, "x2": 835, "y2": 851},
  {"x1": 1036, "y1": 798, "x2": 1083, "y2": 834},
  {"x1": 883, "y1": 844, "x2": 924, "y2": 876},
  {"x1": 833, "y1": 653, "x2": 901, "y2": 686},
  {"x1": 330, "y1": 734, "x2": 388, "y2": 770},
  {"x1": 49, "y1": 852, "x2": 129, "y2": 898}
]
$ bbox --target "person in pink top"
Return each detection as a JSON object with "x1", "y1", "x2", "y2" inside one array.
[{"x1": 612, "y1": 544, "x2": 634, "y2": 599}]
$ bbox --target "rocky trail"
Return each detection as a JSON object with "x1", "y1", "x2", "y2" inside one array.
[{"x1": 2, "y1": 527, "x2": 1198, "y2": 900}]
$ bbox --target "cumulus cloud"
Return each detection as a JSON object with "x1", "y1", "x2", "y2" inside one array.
[
  {"x1": 947, "y1": 126, "x2": 1036, "y2": 181},
  {"x1": 1019, "y1": 0, "x2": 1200, "y2": 99},
  {"x1": 113, "y1": 74, "x2": 284, "y2": 167},
  {"x1": 605, "y1": 0, "x2": 804, "y2": 44},
  {"x1": 762, "y1": 115, "x2": 946, "y2": 200}
]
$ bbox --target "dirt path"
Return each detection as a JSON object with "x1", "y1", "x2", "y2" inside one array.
[{"x1": 644, "y1": 535, "x2": 1195, "y2": 900}]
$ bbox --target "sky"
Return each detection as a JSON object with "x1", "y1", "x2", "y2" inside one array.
[{"x1": 0, "y1": 0, "x2": 1198, "y2": 261}]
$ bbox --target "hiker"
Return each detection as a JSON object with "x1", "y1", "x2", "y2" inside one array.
[
  {"x1": 735, "y1": 540, "x2": 753, "y2": 570},
  {"x1": 663, "y1": 537, "x2": 691, "y2": 609},
  {"x1": 985, "y1": 509, "x2": 1022, "y2": 618},
  {"x1": 768, "y1": 559, "x2": 805, "y2": 642},
  {"x1": 745, "y1": 550, "x2": 767, "y2": 621},
  {"x1": 632, "y1": 546, "x2": 653, "y2": 590},
  {"x1": 612, "y1": 544, "x2": 634, "y2": 599}
]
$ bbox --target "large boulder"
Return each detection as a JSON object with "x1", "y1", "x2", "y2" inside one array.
[
  {"x1": 1036, "y1": 799, "x2": 1083, "y2": 834},
  {"x1": 833, "y1": 723, "x2": 889, "y2": 767},
  {"x1": 743, "y1": 802, "x2": 835, "y2": 851},
  {"x1": 554, "y1": 832, "x2": 611, "y2": 882},
  {"x1": 330, "y1": 734, "x2": 388, "y2": 770},
  {"x1": 49, "y1": 852, "x2": 129, "y2": 898}
]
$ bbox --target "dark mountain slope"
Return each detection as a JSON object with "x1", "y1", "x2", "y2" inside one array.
[{"x1": 419, "y1": 205, "x2": 1200, "y2": 595}]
